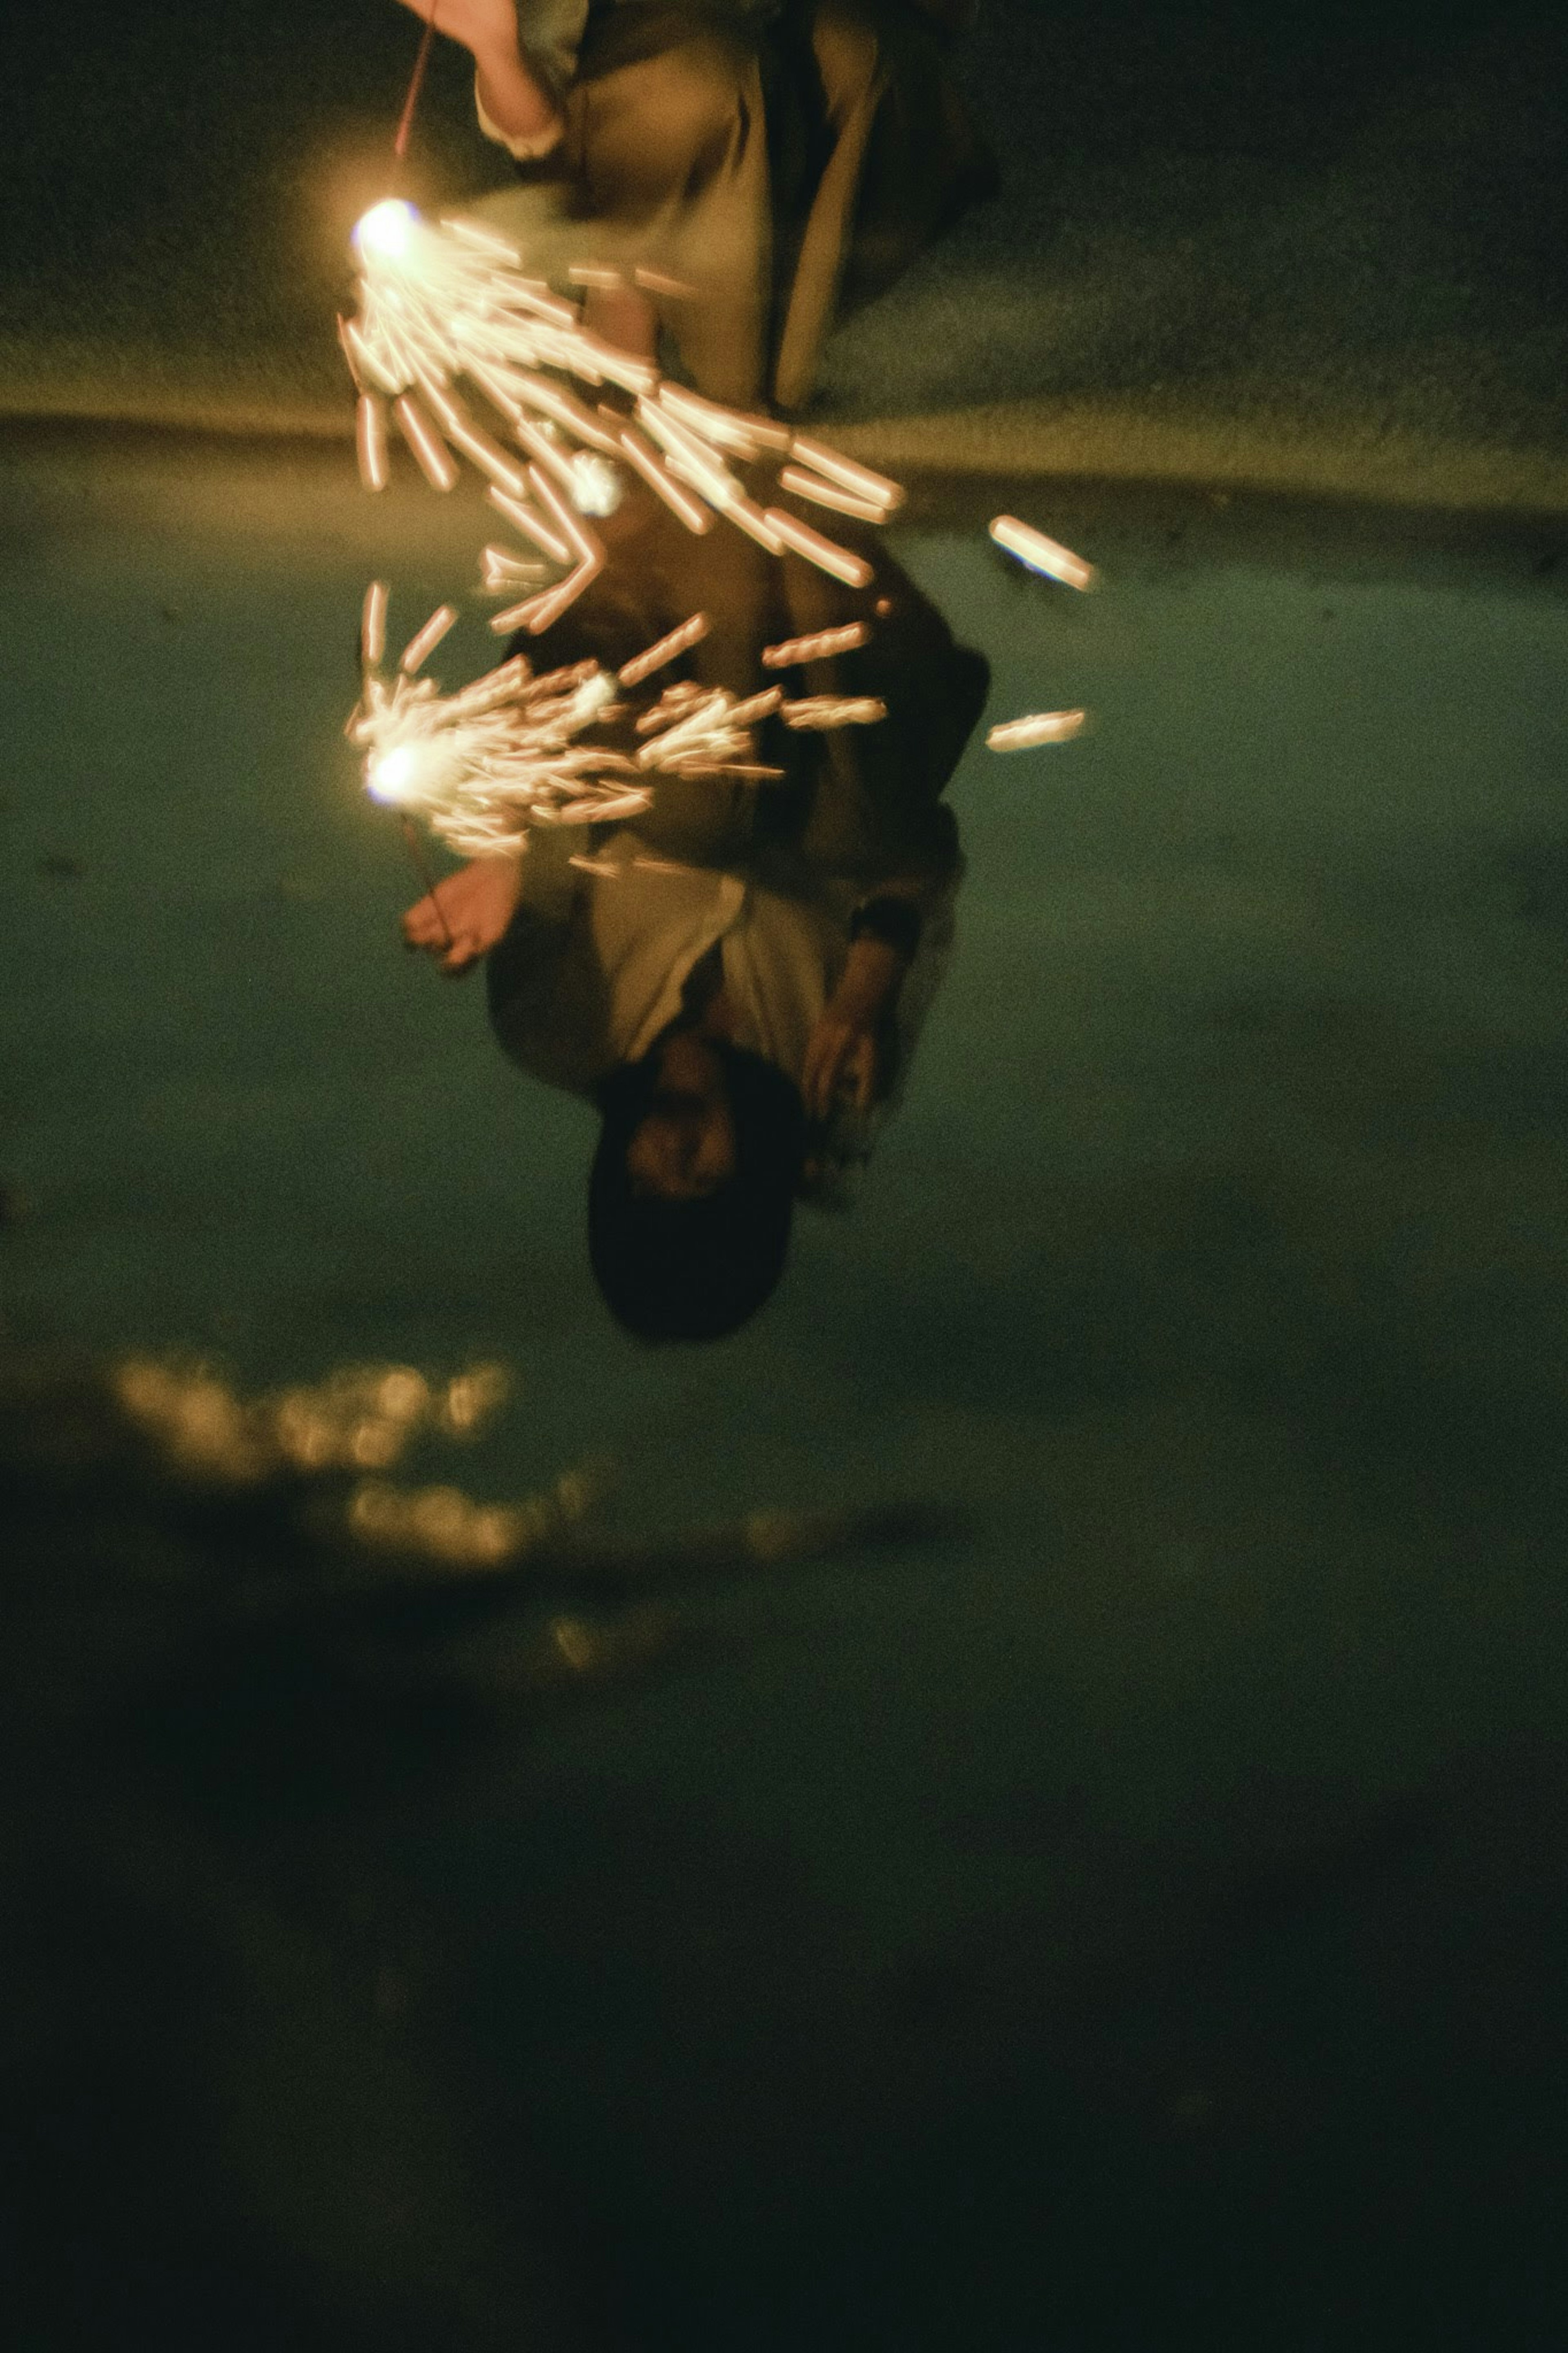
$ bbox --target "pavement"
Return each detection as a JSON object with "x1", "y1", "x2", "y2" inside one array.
[
  {"x1": 3, "y1": 424, "x2": 1568, "y2": 2342},
  {"x1": 2, "y1": 0, "x2": 1565, "y2": 507}
]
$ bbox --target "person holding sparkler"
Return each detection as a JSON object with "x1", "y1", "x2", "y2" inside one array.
[
  {"x1": 399, "y1": 488, "x2": 988, "y2": 1340},
  {"x1": 390, "y1": 0, "x2": 996, "y2": 409}
]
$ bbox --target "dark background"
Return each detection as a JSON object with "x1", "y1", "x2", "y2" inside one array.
[{"x1": 0, "y1": 0, "x2": 1564, "y2": 481}]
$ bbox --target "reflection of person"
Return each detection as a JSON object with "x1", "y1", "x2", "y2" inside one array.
[
  {"x1": 401, "y1": 489, "x2": 989, "y2": 1339},
  {"x1": 391, "y1": 0, "x2": 996, "y2": 408}
]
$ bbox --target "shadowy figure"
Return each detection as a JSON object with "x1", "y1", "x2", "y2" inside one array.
[
  {"x1": 392, "y1": 0, "x2": 996, "y2": 407},
  {"x1": 401, "y1": 486, "x2": 989, "y2": 1340}
]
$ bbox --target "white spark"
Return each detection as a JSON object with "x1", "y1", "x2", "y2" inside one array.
[
  {"x1": 989, "y1": 516, "x2": 1097, "y2": 592},
  {"x1": 987, "y1": 709, "x2": 1089, "y2": 752}
]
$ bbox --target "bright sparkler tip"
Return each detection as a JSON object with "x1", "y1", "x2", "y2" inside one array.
[
  {"x1": 368, "y1": 743, "x2": 423, "y2": 804},
  {"x1": 354, "y1": 198, "x2": 420, "y2": 261}
]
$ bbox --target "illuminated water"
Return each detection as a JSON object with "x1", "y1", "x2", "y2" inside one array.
[{"x1": 3, "y1": 428, "x2": 1567, "y2": 2345}]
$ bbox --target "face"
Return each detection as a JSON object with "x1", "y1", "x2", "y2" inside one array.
[{"x1": 625, "y1": 1034, "x2": 738, "y2": 1200}]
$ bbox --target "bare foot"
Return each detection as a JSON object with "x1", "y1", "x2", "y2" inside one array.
[{"x1": 401, "y1": 851, "x2": 525, "y2": 975}]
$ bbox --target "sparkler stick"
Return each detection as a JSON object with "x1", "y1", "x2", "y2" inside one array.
[
  {"x1": 617, "y1": 613, "x2": 710, "y2": 688},
  {"x1": 987, "y1": 709, "x2": 1088, "y2": 751},
  {"x1": 764, "y1": 510, "x2": 874, "y2": 589},
  {"x1": 761, "y1": 622, "x2": 870, "y2": 669},
  {"x1": 392, "y1": 0, "x2": 440, "y2": 161},
  {"x1": 401, "y1": 816, "x2": 454, "y2": 948},
  {"x1": 361, "y1": 580, "x2": 389, "y2": 670},
  {"x1": 400, "y1": 603, "x2": 459, "y2": 675},
  {"x1": 393, "y1": 393, "x2": 459, "y2": 491},
  {"x1": 567, "y1": 264, "x2": 624, "y2": 290},
  {"x1": 356, "y1": 393, "x2": 390, "y2": 491},
  {"x1": 788, "y1": 436, "x2": 903, "y2": 513},
  {"x1": 777, "y1": 466, "x2": 886, "y2": 524},
  {"x1": 989, "y1": 517, "x2": 1096, "y2": 592}
]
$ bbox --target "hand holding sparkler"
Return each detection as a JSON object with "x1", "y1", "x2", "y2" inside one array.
[
  {"x1": 387, "y1": 0, "x2": 561, "y2": 155},
  {"x1": 401, "y1": 850, "x2": 527, "y2": 976}
]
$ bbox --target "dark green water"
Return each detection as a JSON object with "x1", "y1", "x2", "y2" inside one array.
[{"x1": 3, "y1": 430, "x2": 1568, "y2": 2344}]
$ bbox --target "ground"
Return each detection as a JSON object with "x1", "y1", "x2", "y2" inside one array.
[{"x1": 1, "y1": 0, "x2": 1565, "y2": 504}]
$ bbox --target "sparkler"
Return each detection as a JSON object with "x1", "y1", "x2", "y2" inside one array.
[
  {"x1": 346, "y1": 610, "x2": 904, "y2": 856},
  {"x1": 341, "y1": 198, "x2": 907, "y2": 600}
]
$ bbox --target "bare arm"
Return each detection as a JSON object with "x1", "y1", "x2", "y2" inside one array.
[{"x1": 390, "y1": 0, "x2": 562, "y2": 147}]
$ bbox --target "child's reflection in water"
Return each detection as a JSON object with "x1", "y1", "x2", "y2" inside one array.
[{"x1": 401, "y1": 490, "x2": 988, "y2": 1338}]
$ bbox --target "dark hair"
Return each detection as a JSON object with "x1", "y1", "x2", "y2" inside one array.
[{"x1": 588, "y1": 1043, "x2": 807, "y2": 1342}]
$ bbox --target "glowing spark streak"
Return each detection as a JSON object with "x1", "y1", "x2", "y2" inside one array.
[
  {"x1": 400, "y1": 604, "x2": 459, "y2": 675},
  {"x1": 720, "y1": 495, "x2": 786, "y2": 555},
  {"x1": 633, "y1": 267, "x2": 695, "y2": 299},
  {"x1": 513, "y1": 415, "x2": 585, "y2": 497},
  {"x1": 480, "y1": 545, "x2": 548, "y2": 592},
  {"x1": 362, "y1": 580, "x2": 389, "y2": 669},
  {"x1": 635, "y1": 683, "x2": 704, "y2": 732},
  {"x1": 633, "y1": 399, "x2": 744, "y2": 508},
  {"x1": 613, "y1": 426, "x2": 714, "y2": 533},
  {"x1": 989, "y1": 517, "x2": 1096, "y2": 591},
  {"x1": 442, "y1": 216, "x2": 526, "y2": 264},
  {"x1": 636, "y1": 685, "x2": 781, "y2": 771},
  {"x1": 393, "y1": 393, "x2": 459, "y2": 491},
  {"x1": 574, "y1": 334, "x2": 659, "y2": 395},
  {"x1": 414, "y1": 377, "x2": 531, "y2": 496},
  {"x1": 529, "y1": 464, "x2": 604, "y2": 570},
  {"x1": 777, "y1": 466, "x2": 886, "y2": 523},
  {"x1": 761, "y1": 622, "x2": 870, "y2": 668},
  {"x1": 490, "y1": 493, "x2": 606, "y2": 633},
  {"x1": 343, "y1": 315, "x2": 403, "y2": 397},
  {"x1": 987, "y1": 709, "x2": 1088, "y2": 751},
  {"x1": 487, "y1": 486, "x2": 573, "y2": 566},
  {"x1": 356, "y1": 393, "x2": 390, "y2": 491},
  {"x1": 513, "y1": 374, "x2": 622, "y2": 453},
  {"x1": 657, "y1": 383, "x2": 792, "y2": 457},
  {"x1": 618, "y1": 613, "x2": 710, "y2": 687},
  {"x1": 764, "y1": 509, "x2": 874, "y2": 588},
  {"x1": 782, "y1": 696, "x2": 887, "y2": 729},
  {"x1": 788, "y1": 436, "x2": 903, "y2": 513}
]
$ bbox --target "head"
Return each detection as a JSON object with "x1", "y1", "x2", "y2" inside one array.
[{"x1": 589, "y1": 1035, "x2": 807, "y2": 1343}]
